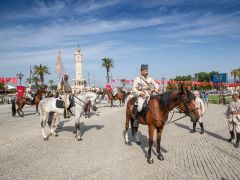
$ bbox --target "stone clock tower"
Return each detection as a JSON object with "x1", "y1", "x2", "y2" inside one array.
[{"x1": 73, "y1": 47, "x2": 86, "y2": 93}]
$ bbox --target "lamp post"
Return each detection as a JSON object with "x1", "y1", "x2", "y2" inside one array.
[{"x1": 16, "y1": 71, "x2": 24, "y2": 86}]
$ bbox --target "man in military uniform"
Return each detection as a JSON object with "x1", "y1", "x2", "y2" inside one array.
[
  {"x1": 226, "y1": 92, "x2": 240, "y2": 148},
  {"x1": 132, "y1": 64, "x2": 159, "y2": 123},
  {"x1": 191, "y1": 91, "x2": 205, "y2": 134},
  {"x1": 57, "y1": 73, "x2": 73, "y2": 118},
  {"x1": 112, "y1": 85, "x2": 118, "y2": 99},
  {"x1": 26, "y1": 85, "x2": 34, "y2": 102}
]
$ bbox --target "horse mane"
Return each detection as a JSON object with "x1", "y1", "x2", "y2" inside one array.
[
  {"x1": 158, "y1": 91, "x2": 173, "y2": 109},
  {"x1": 157, "y1": 89, "x2": 195, "y2": 109}
]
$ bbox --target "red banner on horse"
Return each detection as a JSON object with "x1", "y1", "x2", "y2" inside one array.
[{"x1": 17, "y1": 86, "x2": 25, "y2": 97}]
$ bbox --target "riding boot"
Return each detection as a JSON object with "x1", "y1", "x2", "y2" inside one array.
[
  {"x1": 235, "y1": 133, "x2": 240, "y2": 148},
  {"x1": 199, "y1": 123, "x2": 204, "y2": 134},
  {"x1": 228, "y1": 131, "x2": 235, "y2": 142},
  {"x1": 190, "y1": 122, "x2": 196, "y2": 133},
  {"x1": 133, "y1": 106, "x2": 139, "y2": 127}
]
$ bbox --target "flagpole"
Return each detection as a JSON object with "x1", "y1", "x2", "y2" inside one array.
[{"x1": 29, "y1": 66, "x2": 32, "y2": 85}]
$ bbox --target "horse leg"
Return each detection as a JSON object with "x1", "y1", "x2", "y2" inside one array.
[
  {"x1": 135, "y1": 127, "x2": 141, "y2": 145},
  {"x1": 157, "y1": 127, "x2": 164, "y2": 161},
  {"x1": 75, "y1": 113, "x2": 82, "y2": 141},
  {"x1": 52, "y1": 113, "x2": 60, "y2": 137},
  {"x1": 41, "y1": 112, "x2": 49, "y2": 141},
  {"x1": 147, "y1": 126, "x2": 155, "y2": 164},
  {"x1": 36, "y1": 105, "x2": 39, "y2": 116},
  {"x1": 125, "y1": 111, "x2": 131, "y2": 144}
]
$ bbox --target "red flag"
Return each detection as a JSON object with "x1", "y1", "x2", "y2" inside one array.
[
  {"x1": 5, "y1": 77, "x2": 11, "y2": 83},
  {"x1": 0, "y1": 77, "x2": 4, "y2": 84},
  {"x1": 17, "y1": 86, "x2": 25, "y2": 97},
  {"x1": 12, "y1": 77, "x2": 18, "y2": 84}
]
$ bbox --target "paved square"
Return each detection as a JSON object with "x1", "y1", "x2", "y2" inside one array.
[{"x1": 0, "y1": 102, "x2": 239, "y2": 180}]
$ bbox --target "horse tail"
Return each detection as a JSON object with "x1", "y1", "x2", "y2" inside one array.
[{"x1": 12, "y1": 100, "x2": 16, "y2": 117}]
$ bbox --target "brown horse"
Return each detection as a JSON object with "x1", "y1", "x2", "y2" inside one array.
[
  {"x1": 124, "y1": 86, "x2": 200, "y2": 163},
  {"x1": 104, "y1": 90, "x2": 126, "y2": 107},
  {"x1": 12, "y1": 89, "x2": 47, "y2": 117}
]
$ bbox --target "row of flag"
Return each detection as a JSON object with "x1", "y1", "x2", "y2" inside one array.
[
  {"x1": 0, "y1": 77, "x2": 18, "y2": 84},
  {"x1": 112, "y1": 79, "x2": 240, "y2": 87}
]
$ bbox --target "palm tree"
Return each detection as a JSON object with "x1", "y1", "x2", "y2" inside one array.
[
  {"x1": 231, "y1": 68, "x2": 240, "y2": 83},
  {"x1": 48, "y1": 80, "x2": 54, "y2": 89},
  {"x1": 101, "y1": 57, "x2": 114, "y2": 84},
  {"x1": 33, "y1": 64, "x2": 50, "y2": 85},
  {"x1": 32, "y1": 76, "x2": 40, "y2": 86}
]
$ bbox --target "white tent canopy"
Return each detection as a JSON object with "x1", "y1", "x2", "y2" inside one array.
[{"x1": 7, "y1": 85, "x2": 16, "y2": 90}]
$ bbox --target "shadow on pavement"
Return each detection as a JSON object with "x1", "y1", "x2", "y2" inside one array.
[
  {"x1": 58, "y1": 122, "x2": 104, "y2": 137},
  {"x1": 174, "y1": 122, "x2": 228, "y2": 141}
]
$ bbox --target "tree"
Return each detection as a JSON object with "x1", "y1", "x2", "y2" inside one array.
[
  {"x1": 33, "y1": 64, "x2": 50, "y2": 84},
  {"x1": 174, "y1": 75, "x2": 192, "y2": 81},
  {"x1": 48, "y1": 80, "x2": 54, "y2": 89},
  {"x1": 31, "y1": 76, "x2": 40, "y2": 86},
  {"x1": 231, "y1": 68, "x2": 240, "y2": 83},
  {"x1": 101, "y1": 57, "x2": 114, "y2": 84}
]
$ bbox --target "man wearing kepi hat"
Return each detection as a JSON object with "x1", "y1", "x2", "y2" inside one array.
[
  {"x1": 225, "y1": 91, "x2": 240, "y2": 148},
  {"x1": 131, "y1": 64, "x2": 159, "y2": 126},
  {"x1": 191, "y1": 90, "x2": 205, "y2": 134}
]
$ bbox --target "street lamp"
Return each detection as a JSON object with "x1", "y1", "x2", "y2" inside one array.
[{"x1": 16, "y1": 71, "x2": 24, "y2": 86}]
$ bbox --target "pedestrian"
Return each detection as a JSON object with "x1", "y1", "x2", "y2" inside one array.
[
  {"x1": 225, "y1": 92, "x2": 240, "y2": 148},
  {"x1": 190, "y1": 90, "x2": 205, "y2": 134}
]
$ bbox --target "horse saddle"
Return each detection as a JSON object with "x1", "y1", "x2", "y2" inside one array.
[{"x1": 56, "y1": 97, "x2": 65, "y2": 108}]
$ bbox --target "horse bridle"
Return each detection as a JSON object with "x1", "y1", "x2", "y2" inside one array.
[{"x1": 165, "y1": 93, "x2": 198, "y2": 125}]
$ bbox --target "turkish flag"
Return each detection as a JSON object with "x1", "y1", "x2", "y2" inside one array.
[
  {"x1": 11, "y1": 77, "x2": 18, "y2": 84},
  {"x1": 17, "y1": 86, "x2": 25, "y2": 97},
  {"x1": 0, "y1": 77, "x2": 4, "y2": 84},
  {"x1": 5, "y1": 77, "x2": 11, "y2": 83}
]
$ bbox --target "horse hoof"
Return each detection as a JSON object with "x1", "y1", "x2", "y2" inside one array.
[
  {"x1": 147, "y1": 158, "x2": 154, "y2": 164},
  {"x1": 36, "y1": 113, "x2": 39, "y2": 116},
  {"x1": 136, "y1": 141, "x2": 141, "y2": 145},
  {"x1": 157, "y1": 155, "x2": 164, "y2": 161},
  {"x1": 78, "y1": 137, "x2": 82, "y2": 141},
  {"x1": 44, "y1": 137, "x2": 48, "y2": 141},
  {"x1": 54, "y1": 134, "x2": 59, "y2": 137}
]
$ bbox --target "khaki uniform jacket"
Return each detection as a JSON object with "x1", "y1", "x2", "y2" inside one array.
[
  {"x1": 226, "y1": 99, "x2": 240, "y2": 124},
  {"x1": 57, "y1": 80, "x2": 72, "y2": 93},
  {"x1": 195, "y1": 97, "x2": 205, "y2": 116},
  {"x1": 132, "y1": 75, "x2": 159, "y2": 96}
]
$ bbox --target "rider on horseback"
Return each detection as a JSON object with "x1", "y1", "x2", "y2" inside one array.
[
  {"x1": 132, "y1": 64, "x2": 159, "y2": 125},
  {"x1": 112, "y1": 85, "x2": 118, "y2": 100},
  {"x1": 57, "y1": 73, "x2": 73, "y2": 118},
  {"x1": 26, "y1": 85, "x2": 34, "y2": 103}
]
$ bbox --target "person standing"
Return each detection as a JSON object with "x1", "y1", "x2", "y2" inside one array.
[
  {"x1": 225, "y1": 92, "x2": 240, "y2": 148},
  {"x1": 190, "y1": 91, "x2": 205, "y2": 134}
]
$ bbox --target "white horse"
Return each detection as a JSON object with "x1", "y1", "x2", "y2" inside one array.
[{"x1": 39, "y1": 92, "x2": 99, "y2": 141}]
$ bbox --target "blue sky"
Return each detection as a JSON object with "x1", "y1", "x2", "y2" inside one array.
[{"x1": 0, "y1": 0, "x2": 240, "y2": 87}]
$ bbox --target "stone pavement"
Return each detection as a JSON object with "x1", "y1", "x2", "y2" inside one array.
[{"x1": 0, "y1": 102, "x2": 239, "y2": 180}]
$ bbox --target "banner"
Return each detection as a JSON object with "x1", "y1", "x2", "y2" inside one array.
[
  {"x1": 17, "y1": 86, "x2": 25, "y2": 97},
  {"x1": 106, "y1": 84, "x2": 111, "y2": 92}
]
